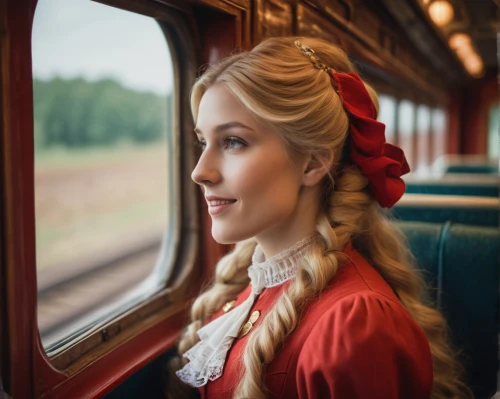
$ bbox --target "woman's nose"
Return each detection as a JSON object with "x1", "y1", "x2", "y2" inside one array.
[{"x1": 191, "y1": 150, "x2": 222, "y2": 186}]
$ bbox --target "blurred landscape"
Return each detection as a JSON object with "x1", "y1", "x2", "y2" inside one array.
[{"x1": 34, "y1": 77, "x2": 172, "y2": 272}]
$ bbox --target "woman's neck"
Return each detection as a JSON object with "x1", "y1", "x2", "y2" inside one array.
[{"x1": 255, "y1": 186, "x2": 320, "y2": 259}]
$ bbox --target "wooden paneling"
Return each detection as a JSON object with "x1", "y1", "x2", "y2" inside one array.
[
  {"x1": 350, "y1": 1, "x2": 380, "y2": 45},
  {"x1": 294, "y1": 1, "x2": 446, "y2": 103},
  {"x1": 297, "y1": 4, "x2": 344, "y2": 46},
  {"x1": 303, "y1": 0, "x2": 352, "y2": 21},
  {"x1": 185, "y1": 0, "x2": 249, "y2": 10},
  {"x1": 161, "y1": 0, "x2": 449, "y2": 101},
  {"x1": 193, "y1": 0, "x2": 251, "y2": 51},
  {"x1": 257, "y1": 0, "x2": 293, "y2": 39}
]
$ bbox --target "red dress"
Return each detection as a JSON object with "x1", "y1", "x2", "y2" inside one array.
[{"x1": 198, "y1": 245, "x2": 433, "y2": 398}]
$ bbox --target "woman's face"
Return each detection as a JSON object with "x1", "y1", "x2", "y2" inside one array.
[{"x1": 192, "y1": 83, "x2": 315, "y2": 249}]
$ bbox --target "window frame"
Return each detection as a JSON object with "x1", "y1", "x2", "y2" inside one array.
[
  {"x1": 0, "y1": 0, "x2": 205, "y2": 397},
  {"x1": 431, "y1": 106, "x2": 448, "y2": 165},
  {"x1": 377, "y1": 93, "x2": 397, "y2": 144},
  {"x1": 397, "y1": 99, "x2": 417, "y2": 170},
  {"x1": 415, "y1": 104, "x2": 431, "y2": 172}
]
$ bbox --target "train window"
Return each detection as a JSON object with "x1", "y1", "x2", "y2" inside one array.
[
  {"x1": 398, "y1": 100, "x2": 416, "y2": 170},
  {"x1": 432, "y1": 108, "x2": 447, "y2": 161},
  {"x1": 378, "y1": 95, "x2": 397, "y2": 144},
  {"x1": 488, "y1": 105, "x2": 499, "y2": 159},
  {"x1": 32, "y1": 0, "x2": 177, "y2": 353},
  {"x1": 416, "y1": 105, "x2": 431, "y2": 173}
]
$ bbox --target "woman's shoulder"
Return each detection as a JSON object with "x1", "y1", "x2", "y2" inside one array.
[
  {"x1": 305, "y1": 244, "x2": 406, "y2": 315},
  {"x1": 302, "y1": 287, "x2": 427, "y2": 348},
  {"x1": 294, "y1": 246, "x2": 433, "y2": 374},
  {"x1": 292, "y1": 289, "x2": 434, "y2": 398},
  {"x1": 291, "y1": 250, "x2": 434, "y2": 398}
]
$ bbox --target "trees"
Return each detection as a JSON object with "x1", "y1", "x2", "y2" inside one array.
[{"x1": 33, "y1": 76, "x2": 171, "y2": 149}]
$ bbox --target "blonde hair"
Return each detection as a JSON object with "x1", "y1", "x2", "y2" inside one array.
[{"x1": 167, "y1": 37, "x2": 471, "y2": 399}]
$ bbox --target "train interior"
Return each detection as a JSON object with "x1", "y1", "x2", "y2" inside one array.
[{"x1": 1, "y1": 0, "x2": 499, "y2": 398}]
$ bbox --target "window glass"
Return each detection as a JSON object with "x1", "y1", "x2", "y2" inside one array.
[
  {"x1": 378, "y1": 95, "x2": 396, "y2": 144},
  {"x1": 398, "y1": 100, "x2": 415, "y2": 171},
  {"x1": 416, "y1": 105, "x2": 431, "y2": 172},
  {"x1": 32, "y1": 0, "x2": 177, "y2": 353},
  {"x1": 432, "y1": 108, "x2": 447, "y2": 161},
  {"x1": 488, "y1": 104, "x2": 499, "y2": 159}
]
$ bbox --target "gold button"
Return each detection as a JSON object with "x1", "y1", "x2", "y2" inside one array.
[
  {"x1": 237, "y1": 310, "x2": 261, "y2": 339},
  {"x1": 248, "y1": 310, "x2": 260, "y2": 324},
  {"x1": 222, "y1": 300, "x2": 236, "y2": 313},
  {"x1": 238, "y1": 321, "x2": 253, "y2": 338}
]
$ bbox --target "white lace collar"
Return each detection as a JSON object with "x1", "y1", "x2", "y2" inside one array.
[{"x1": 176, "y1": 235, "x2": 316, "y2": 388}]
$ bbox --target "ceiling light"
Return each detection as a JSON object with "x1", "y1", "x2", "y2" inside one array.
[
  {"x1": 448, "y1": 33, "x2": 471, "y2": 50},
  {"x1": 464, "y1": 55, "x2": 484, "y2": 76},
  {"x1": 455, "y1": 44, "x2": 474, "y2": 61},
  {"x1": 428, "y1": 1, "x2": 454, "y2": 27}
]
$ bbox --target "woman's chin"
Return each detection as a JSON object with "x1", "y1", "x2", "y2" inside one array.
[{"x1": 211, "y1": 225, "x2": 250, "y2": 245}]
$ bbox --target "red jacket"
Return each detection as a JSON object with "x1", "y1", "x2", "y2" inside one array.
[{"x1": 199, "y1": 245, "x2": 433, "y2": 398}]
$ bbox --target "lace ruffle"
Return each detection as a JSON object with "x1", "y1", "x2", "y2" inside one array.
[
  {"x1": 251, "y1": 235, "x2": 316, "y2": 287},
  {"x1": 176, "y1": 335, "x2": 234, "y2": 387}
]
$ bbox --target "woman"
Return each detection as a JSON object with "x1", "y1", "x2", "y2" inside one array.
[{"x1": 168, "y1": 37, "x2": 470, "y2": 398}]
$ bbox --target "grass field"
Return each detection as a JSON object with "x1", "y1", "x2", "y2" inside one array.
[{"x1": 35, "y1": 143, "x2": 173, "y2": 271}]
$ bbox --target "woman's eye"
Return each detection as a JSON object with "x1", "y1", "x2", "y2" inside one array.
[
  {"x1": 196, "y1": 139, "x2": 207, "y2": 151},
  {"x1": 223, "y1": 137, "x2": 246, "y2": 150}
]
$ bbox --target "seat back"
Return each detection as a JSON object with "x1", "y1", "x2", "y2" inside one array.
[
  {"x1": 393, "y1": 194, "x2": 500, "y2": 227},
  {"x1": 404, "y1": 174, "x2": 500, "y2": 197},
  {"x1": 398, "y1": 221, "x2": 499, "y2": 399},
  {"x1": 432, "y1": 155, "x2": 499, "y2": 175},
  {"x1": 446, "y1": 164, "x2": 498, "y2": 174}
]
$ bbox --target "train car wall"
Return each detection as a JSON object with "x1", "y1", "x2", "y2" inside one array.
[{"x1": 1, "y1": 0, "x2": 491, "y2": 398}]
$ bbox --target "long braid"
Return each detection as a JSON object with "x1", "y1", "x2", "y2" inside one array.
[{"x1": 167, "y1": 239, "x2": 257, "y2": 398}]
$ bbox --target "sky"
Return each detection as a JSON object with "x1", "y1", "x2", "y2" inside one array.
[{"x1": 32, "y1": 0, "x2": 173, "y2": 95}]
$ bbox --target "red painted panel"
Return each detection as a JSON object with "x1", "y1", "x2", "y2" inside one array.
[
  {"x1": 2, "y1": 0, "x2": 39, "y2": 398},
  {"x1": 461, "y1": 70, "x2": 498, "y2": 155},
  {"x1": 194, "y1": 7, "x2": 240, "y2": 64},
  {"x1": 447, "y1": 88, "x2": 461, "y2": 155},
  {"x1": 36, "y1": 309, "x2": 186, "y2": 398}
]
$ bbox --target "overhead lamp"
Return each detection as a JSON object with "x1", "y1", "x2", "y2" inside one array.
[
  {"x1": 447, "y1": 32, "x2": 484, "y2": 77},
  {"x1": 464, "y1": 55, "x2": 484, "y2": 76},
  {"x1": 448, "y1": 33, "x2": 471, "y2": 50},
  {"x1": 455, "y1": 44, "x2": 474, "y2": 61},
  {"x1": 428, "y1": 0, "x2": 454, "y2": 27}
]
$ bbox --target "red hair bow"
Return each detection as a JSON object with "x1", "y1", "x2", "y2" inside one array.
[{"x1": 332, "y1": 72, "x2": 410, "y2": 208}]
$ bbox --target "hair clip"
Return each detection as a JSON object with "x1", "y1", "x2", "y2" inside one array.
[{"x1": 294, "y1": 40, "x2": 332, "y2": 73}]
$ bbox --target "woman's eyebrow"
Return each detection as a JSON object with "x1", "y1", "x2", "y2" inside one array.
[{"x1": 194, "y1": 121, "x2": 255, "y2": 136}]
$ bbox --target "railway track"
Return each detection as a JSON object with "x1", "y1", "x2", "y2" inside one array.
[{"x1": 37, "y1": 235, "x2": 163, "y2": 346}]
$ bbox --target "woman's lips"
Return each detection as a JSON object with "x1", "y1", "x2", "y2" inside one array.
[{"x1": 206, "y1": 199, "x2": 237, "y2": 216}]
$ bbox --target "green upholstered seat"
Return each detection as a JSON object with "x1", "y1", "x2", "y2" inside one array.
[
  {"x1": 398, "y1": 221, "x2": 499, "y2": 399},
  {"x1": 405, "y1": 183, "x2": 499, "y2": 197},
  {"x1": 445, "y1": 164, "x2": 499, "y2": 174},
  {"x1": 404, "y1": 174, "x2": 500, "y2": 198},
  {"x1": 432, "y1": 155, "x2": 499, "y2": 176},
  {"x1": 393, "y1": 194, "x2": 500, "y2": 227}
]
